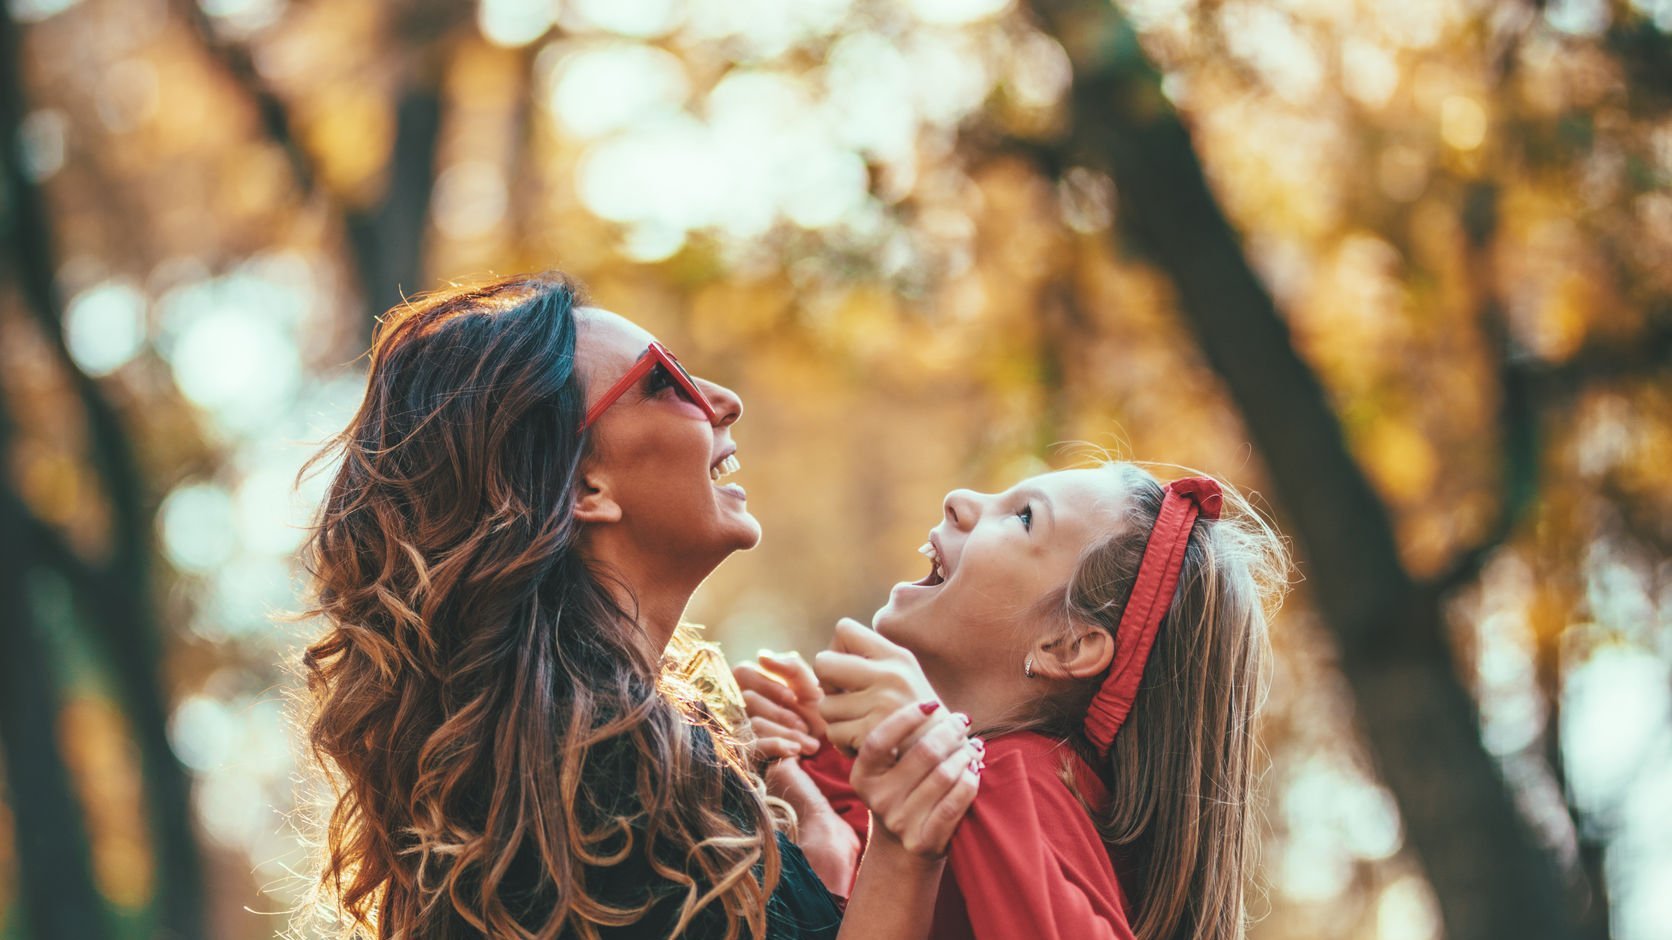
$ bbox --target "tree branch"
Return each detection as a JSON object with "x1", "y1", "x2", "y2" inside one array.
[{"x1": 174, "y1": 0, "x2": 320, "y2": 196}]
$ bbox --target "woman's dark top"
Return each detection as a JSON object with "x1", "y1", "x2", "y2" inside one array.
[
  {"x1": 497, "y1": 727, "x2": 843, "y2": 940},
  {"x1": 578, "y1": 830, "x2": 842, "y2": 940}
]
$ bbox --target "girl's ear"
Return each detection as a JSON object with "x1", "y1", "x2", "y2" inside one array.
[
  {"x1": 1030, "y1": 625, "x2": 1115, "y2": 681},
  {"x1": 574, "y1": 470, "x2": 622, "y2": 524}
]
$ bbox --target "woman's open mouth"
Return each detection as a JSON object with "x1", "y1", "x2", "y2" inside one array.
[{"x1": 710, "y1": 452, "x2": 745, "y2": 499}]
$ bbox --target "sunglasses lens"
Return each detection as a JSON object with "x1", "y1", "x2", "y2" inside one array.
[{"x1": 664, "y1": 354, "x2": 715, "y2": 417}]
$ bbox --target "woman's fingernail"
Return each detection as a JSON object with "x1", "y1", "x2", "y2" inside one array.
[
  {"x1": 969, "y1": 758, "x2": 985, "y2": 775},
  {"x1": 970, "y1": 737, "x2": 985, "y2": 753},
  {"x1": 951, "y1": 711, "x2": 971, "y2": 727},
  {"x1": 918, "y1": 700, "x2": 942, "y2": 715}
]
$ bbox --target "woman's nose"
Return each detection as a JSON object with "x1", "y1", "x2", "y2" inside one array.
[
  {"x1": 699, "y1": 378, "x2": 743, "y2": 427},
  {"x1": 943, "y1": 489, "x2": 981, "y2": 530}
]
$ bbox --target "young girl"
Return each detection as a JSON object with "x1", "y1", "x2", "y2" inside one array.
[{"x1": 737, "y1": 462, "x2": 1290, "y2": 940}]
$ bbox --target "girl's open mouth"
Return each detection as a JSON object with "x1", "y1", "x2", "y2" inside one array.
[{"x1": 914, "y1": 541, "x2": 946, "y2": 587}]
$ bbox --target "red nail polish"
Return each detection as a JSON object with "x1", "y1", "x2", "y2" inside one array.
[
  {"x1": 970, "y1": 737, "x2": 986, "y2": 753},
  {"x1": 953, "y1": 712, "x2": 971, "y2": 727},
  {"x1": 918, "y1": 700, "x2": 941, "y2": 715}
]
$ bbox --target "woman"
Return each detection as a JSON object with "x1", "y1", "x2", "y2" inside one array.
[
  {"x1": 739, "y1": 464, "x2": 1291, "y2": 940},
  {"x1": 297, "y1": 272, "x2": 978, "y2": 939}
]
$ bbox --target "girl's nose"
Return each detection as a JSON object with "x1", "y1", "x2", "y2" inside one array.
[{"x1": 943, "y1": 489, "x2": 981, "y2": 530}]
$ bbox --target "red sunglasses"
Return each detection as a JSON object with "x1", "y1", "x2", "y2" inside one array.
[{"x1": 579, "y1": 341, "x2": 718, "y2": 433}]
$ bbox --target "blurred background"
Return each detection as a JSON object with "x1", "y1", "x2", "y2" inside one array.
[{"x1": 1, "y1": 0, "x2": 1669, "y2": 938}]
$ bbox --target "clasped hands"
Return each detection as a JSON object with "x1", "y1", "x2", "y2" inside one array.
[{"x1": 733, "y1": 618, "x2": 982, "y2": 886}]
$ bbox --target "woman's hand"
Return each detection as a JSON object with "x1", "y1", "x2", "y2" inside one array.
[
  {"x1": 850, "y1": 701, "x2": 982, "y2": 858},
  {"x1": 815, "y1": 619, "x2": 943, "y2": 754},
  {"x1": 764, "y1": 758, "x2": 862, "y2": 895},
  {"x1": 734, "y1": 650, "x2": 825, "y2": 763}
]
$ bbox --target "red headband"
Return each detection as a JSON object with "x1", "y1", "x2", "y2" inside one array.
[{"x1": 1082, "y1": 476, "x2": 1222, "y2": 757}]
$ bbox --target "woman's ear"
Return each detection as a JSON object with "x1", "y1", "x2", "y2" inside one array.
[
  {"x1": 574, "y1": 470, "x2": 622, "y2": 524},
  {"x1": 1029, "y1": 625, "x2": 1114, "y2": 681}
]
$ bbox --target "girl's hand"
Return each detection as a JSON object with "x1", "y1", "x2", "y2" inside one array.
[
  {"x1": 734, "y1": 650, "x2": 825, "y2": 762},
  {"x1": 815, "y1": 619, "x2": 943, "y2": 754},
  {"x1": 850, "y1": 701, "x2": 982, "y2": 858}
]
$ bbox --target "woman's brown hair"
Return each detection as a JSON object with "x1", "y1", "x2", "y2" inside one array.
[
  {"x1": 1038, "y1": 462, "x2": 1289, "y2": 940},
  {"x1": 295, "y1": 273, "x2": 780, "y2": 939}
]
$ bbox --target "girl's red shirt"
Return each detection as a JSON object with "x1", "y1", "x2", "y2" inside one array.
[{"x1": 798, "y1": 731, "x2": 1137, "y2": 940}]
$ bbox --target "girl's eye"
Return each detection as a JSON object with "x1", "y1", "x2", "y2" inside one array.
[{"x1": 1017, "y1": 504, "x2": 1033, "y2": 531}]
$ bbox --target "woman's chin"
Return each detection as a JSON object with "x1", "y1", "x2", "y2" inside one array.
[{"x1": 721, "y1": 511, "x2": 762, "y2": 552}]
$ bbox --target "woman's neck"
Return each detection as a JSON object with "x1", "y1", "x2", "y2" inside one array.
[
  {"x1": 632, "y1": 583, "x2": 694, "y2": 654},
  {"x1": 580, "y1": 532, "x2": 710, "y2": 657}
]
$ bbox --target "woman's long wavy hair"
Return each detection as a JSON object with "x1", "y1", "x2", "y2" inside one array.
[
  {"x1": 295, "y1": 273, "x2": 780, "y2": 940},
  {"x1": 1027, "y1": 462, "x2": 1290, "y2": 940}
]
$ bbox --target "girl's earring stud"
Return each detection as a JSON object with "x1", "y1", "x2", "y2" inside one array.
[{"x1": 1023, "y1": 654, "x2": 1035, "y2": 679}]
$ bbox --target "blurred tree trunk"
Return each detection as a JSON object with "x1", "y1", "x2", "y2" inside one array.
[
  {"x1": 346, "y1": 84, "x2": 442, "y2": 345},
  {"x1": 1, "y1": 7, "x2": 206, "y2": 939},
  {"x1": 0, "y1": 456, "x2": 111, "y2": 940},
  {"x1": 179, "y1": 0, "x2": 453, "y2": 343},
  {"x1": 1535, "y1": 632, "x2": 1611, "y2": 940},
  {"x1": 1023, "y1": 2, "x2": 1581, "y2": 938},
  {"x1": 1459, "y1": 182, "x2": 1612, "y2": 940}
]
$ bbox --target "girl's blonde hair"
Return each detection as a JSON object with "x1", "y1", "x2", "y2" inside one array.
[{"x1": 1040, "y1": 461, "x2": 1291, "y2": 940}]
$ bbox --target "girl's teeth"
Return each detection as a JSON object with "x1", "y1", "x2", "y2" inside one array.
[{"x1": 916, "y1": 541, "x2": 944, "y2": 582}]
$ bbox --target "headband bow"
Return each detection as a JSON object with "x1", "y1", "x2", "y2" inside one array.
[{"x1": 1081, "y1": 476, "x2": 1222, "y2": 757}]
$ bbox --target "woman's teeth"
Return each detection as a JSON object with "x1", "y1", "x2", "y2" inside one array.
[{"x1": 710, "y1": 454, "x2": 740, "y2": 483}]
